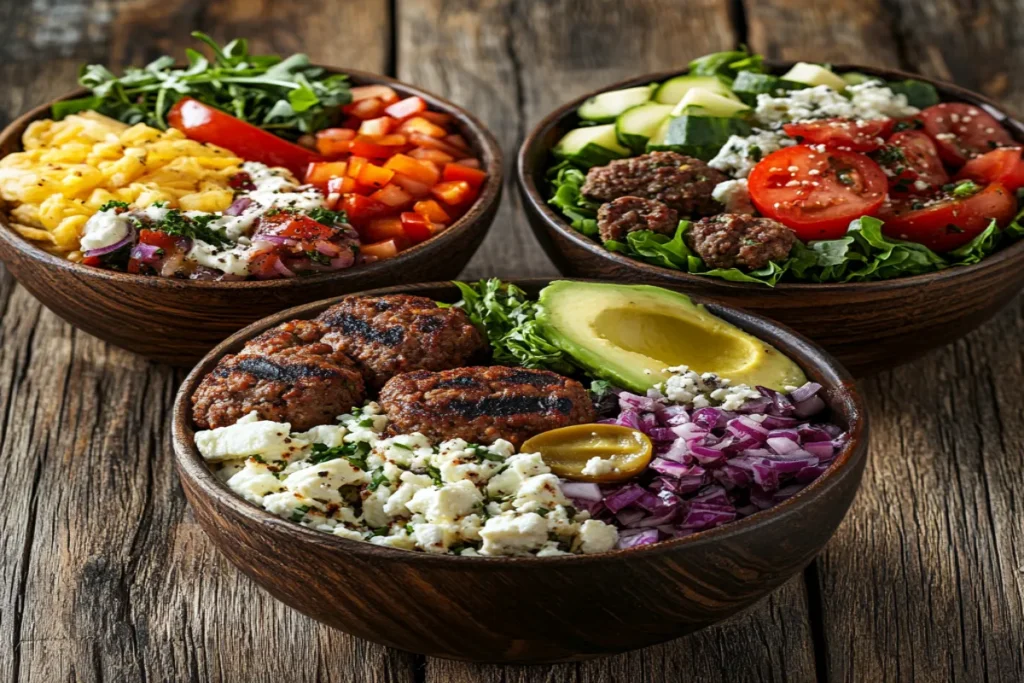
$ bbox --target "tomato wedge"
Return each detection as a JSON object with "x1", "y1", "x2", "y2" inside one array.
[
  {"x1": 918, "y1": 102, "x2": 1015, "y2": 167},
  {"x1": 875, "y1": 130, "x2": 949, "y2": 194},
  {"x1": 955, "y1": 147, "x2": 1024, "y2": 192},
  {"x1": 879, "y1": 182, "x2": 1017, "y2": 252},
  {"x1": 783, "y1": 118, "x2": 894, "y2": 152},
  {"x1": 747, "y1": 145, "x2": 889, "y2": 240},
  {"x1": 167, "y1": 97, "x2": 322, "y2": 177}
]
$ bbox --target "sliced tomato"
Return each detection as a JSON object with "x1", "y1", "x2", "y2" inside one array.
[
  {"x1": 138, "y1": 229, "x2": 178, "y2": 251},
  {"x1": 167, "y1": 98, "x2": 322, "y2": 177},
  {"x1": 260, "y1": 213, "x2": 337, "y2": 241},
  {"x1": 879, "y1": 182, "x2": 1017, "y2": 251},
  {"x1": 875, "y1": 131, "x2": 949, "y2": 195},
  {"x1": 340, "y1": 194, "x2": 392, "y2": 222},
  {"x1": 81, "y1": 255, "x2": 102, "y2": 267},
  {"x1": 747, "y1": 145, "x2": 889, "y2": 240},
  {"x1": 400, "y1": 212, "x2": 433, "y2": 243},
  {"x1": 783, "y1": 118, "x2": 894, "y2": 152},
  {"x1": 918, "y1": 102, "x2": 1015, "y2": 167},
  {"x1": 955, "y1": 147, "x2": 1024, "y2": 192}
]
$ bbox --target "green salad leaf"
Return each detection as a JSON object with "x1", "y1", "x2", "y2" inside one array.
[
  {"x1": 453, "y1": 279, "x2": 576, "y2": 374},
  {"x1": 53, "y1": 32, "x2": 352, "y2": 140},
  {"x1": 546, "y1": 161, "x2": 601, "y2": 237},
  {"x1": 688, "y1": 47, "x2": 766, "y2": 81}
]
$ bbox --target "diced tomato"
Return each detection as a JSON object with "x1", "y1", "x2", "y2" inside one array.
[
  {"x1": 138, "y1": 229, "x2": 178, "y2": 251},
  {"x1": 371, "y1": 183, "x2": 413, "y2": 208},
  {"x1": 167, "y1": 97, "x2": 321, "y2": 176},
  {"x1": 384, "y1": 153, "x2": 440, "y2": 185},
  {"x1": 315, "y1": 128, "x2": 355, "y2": 157},
  {"x1": 385, "y1": 96, "x2": 428, "y2": 120},
  {"x1": 879, "y1": 182, "x2": 1017, "y2": 251},
  {"x1": 445, "y1": 134, "x2": 472, "y2": 154},
  {"x1": 918, "y1": 102, "x2": 1016, "y2": 167},
  {"x1": 350, "y1": 135, "x2": 396, "y2": 158},
  {"x1": 409, "y1": 148, "x2": 455, "y2": 164},
  {"x1": 260, "y1": 213, "x2": 337, "y2": 241},
  {"x1": 400, "y1": 212, "x2": 434, "y2": 243},
  {"x1": 419, "y1": 111, "x2": 454, "y2": 127},
  {"x1": 327, "y1": 176, "x2": 358, "y2": 195},
  {"x1": 357, "y1": 163, "x2": 395, "y2": 189},
  {"x1": 390, "y1": 172, "x2": 433, "y2": 198},
  {"x1": 350, "y1": 85, "x2": 400, "y2": 104},
  {"x1": 341, "y1": 194, "x2": 392, "y2": 222},
  {"x1": 341, "y1": 116, "x2": 363, "y2": 131},
  {"x1": 249, "y1": 252, "x2": 283, "y2": 279},
  {"x1": 956, "y1": 147, "x2": 1024, "y2": 192},
  {"x1": 358, "y1": 116, "x2": 396, "y2": 136},
  {"x1": 82, "y1": 255, "x2": 102, "y2": 267},
  {"x1": 431, "y1": 180, "x2": 474, "y2": 206},
  {"x1": 347, "y1": 156, "x2": 369, "y2": 179},
  {"x1": 783, "y1": 118, "x2": 894, "y2": 152},
  {"x1": 361, "y1": 217, "x2": 405, "y2": 243},
  {"x1": 413, "y1": 199, "x2": 450, "y2": 224},
  {"x1": 360, "y1": 239, "x2": 400, "y2": 261},
  {"x1": 442, "y1": 162, "x2": 487, "y2": 189},
  {"x1": 874, "y1": 131, "x2": 948, "y2": 194},
  {"x1": 305, "y1": 161, "x2": 349, "y2": 189},
  {"x1": 344, "y1": 98, "x2": 386, "y2": 120},
  {"x1": 747, "y1": 145, "x2": 889, "y2": 240},
  {"x1": 374, "y1": 134, "x2": 409, "y2": 148},
  {"x1": 399, "y1": 116, "x2": 448, "y2": 138},
  {"x1": 408, "y1": 132, "x2": 468, "y2": 158},
  {"x1": 454, "y1": 157, "x2": 480, "y2": 169}
]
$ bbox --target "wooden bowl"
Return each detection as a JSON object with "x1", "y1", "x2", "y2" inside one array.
[
  {"x1": 517, "y1": 64, "x2": 1024, "y2": 376},
  {"x1": 171, "y1": 279, "x2": 868, "y2": 663},
  {"x1": 0, "y1": 69, "x2": 502, "y2": 366}
]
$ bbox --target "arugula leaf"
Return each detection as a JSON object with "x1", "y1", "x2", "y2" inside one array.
[
  {"x1": 55, "y1": 32, "x2": 351, "y2": 140},
  {"x1": 453, "y1": 279, "x2": 576, "y2": 374}
]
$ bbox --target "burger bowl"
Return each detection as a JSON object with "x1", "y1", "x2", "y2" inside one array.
[
  {"x1": 0, "y1": 69, "x2": 502, "y2": 366},
  {"x1": 171, "y1": 279, "x2": 868, "y2": 663},
  {"x1": 517, "y1": 63, "x2": 1024, "y2": 376}
]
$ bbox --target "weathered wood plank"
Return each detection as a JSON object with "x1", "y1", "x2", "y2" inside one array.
[{"x1": 397, "y1": 1, "x2": 818, "y2": 678}]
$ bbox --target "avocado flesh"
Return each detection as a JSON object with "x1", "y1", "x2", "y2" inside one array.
[{"x1": 537, "y1": 281, "x2": 807, "y2": 394}]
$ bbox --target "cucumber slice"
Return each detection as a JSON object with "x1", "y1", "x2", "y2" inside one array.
[
  {"x1": 780, "y1": 63, "x2": 848, "y2": 91},
  {"x1": 553, "y1": 123, "x2": 630, "y2": 168},
  {"x1": 647, "y1": 115, "x2": 751, "y2": 161},
  {"x1": 654, "y1": 74, "x2": 737, "y2": 105},
  {"x1": 670, "y1": 88, "x2": 750, "y2": 118},
  {"x1": 578, "y1": 85, "x2": 654, "y2": 123},
  {"x1": 731, "y1": 72, "x2": 808, "y2": 105},
  {"x1": 615, "y1": 102, "x2": 673, "y2": 152},
  {"x1": 885, "y1": 79, "x2": 940, "y2": 108},
  {"x1": 841, "y1": 71, "x2": 875, "y2": 87}
]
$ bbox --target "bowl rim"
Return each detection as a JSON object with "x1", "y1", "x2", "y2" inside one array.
[
  {"x1": 172, "y1": 278, "x2": 869, "y2": 566},
  {"x1": 0, "y1": 66, "x2": 503, "y2": 291},
  {"x1": 517, "y1": 61, "x2": 1024, "y2": 294}
]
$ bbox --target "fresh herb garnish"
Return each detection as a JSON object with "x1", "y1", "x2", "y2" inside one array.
[
  {"x1": 306, "y1": 249, "x2": 332, "y2": 265},
  {"x1": 950, "y1": 179, "x2": 981, "y2": 198},
  {"x1": 290, "y1": 505, "x2": 310, "y2": 522},
  {"x1": 306, "y1": 207, "x2": 348, "y2": 227},
  {"x1": 155, "y1": 209, "x2": 232, "y2": 248},
  {"x1": 54, "y1": 32, "x2": 352, "y2": 140},
  {"x1": 425, "y1": 464, "x2": 444, "y2": 486},
  {"x1": 308, "y1": 441, "x2": 371, "y2": 470},
  {"x1": 874, "y1": 145, "x2": 905, "y2": 165},
  {"x1": 368, "y1": 469, "x2": 390, "y2": 492},
  {"x1": 99, "y1": 200, "x2": 130, "y2": 212}
]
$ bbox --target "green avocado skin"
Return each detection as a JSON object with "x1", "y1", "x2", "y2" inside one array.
[{"x1": 535, "y1": 281, "x2": 806, "y2": 393}]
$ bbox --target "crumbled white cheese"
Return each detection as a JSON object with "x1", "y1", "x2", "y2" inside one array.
[
  {"x1": 711, "y1": 178, "x2": 755, "y2": 214},
  {"x1": 581, "y1": 456, "x2": 619, "y2": 477},
  {"x1": 658, "y1": 365, "x2": 761, "y2": 411},
  {"x1": 754, "y1": 82, "x2": 919, "y2": 129},
  {"x1": 709, "y1": 130, "x2": 794, "y2": 178},
  {"x1": 194, "y1": 412, "x2": 306, "y2": 462},
  {"x1": 226, "y1": 458, "x2": 285, "y2": 504},
  {"x1": 577, "y1": 519, "x2": 619, "y2": 554},
  {"x1": 479, "y1": 512, "x2": 550, "y2": 556}
]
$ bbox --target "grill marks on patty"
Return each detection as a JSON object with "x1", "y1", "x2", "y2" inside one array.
[
  {"x1": 217, "y1": 356, "x2": 346, "y2": 382},
  {"x1": 322, "y1": 311, "x2": 406, "y2": 347},
  {"x1": 446, "y1": 396, "x2": 575, "y2": 420}
]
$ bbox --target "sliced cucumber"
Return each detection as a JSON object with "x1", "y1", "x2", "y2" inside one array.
[
  {"x1": 670, "y1": 88, "x2": 750, "y2": 118},
  {"x1": 731, "y1": 72, "x2": 808, "y2": 105},
  {"x1": 553, "y1": 123, "x2": 630, "y2": 168},
  {"x1": 647, "y1": 115, "x2": 751, "y2": 161},
  {"x1": 654, "y1": 74, "x2": 737, "y2": 105},
  {"x1": 578, "y1": 85, "x2": 654, "y2": 123},
  {"x1": 886, "y1": 79, "x2": 940, "y2": 108},
  {"x1": 615, "y1": 102, "x2": 673, "y2": 152},
  {"x1": 780, "y1": 63, "x2": 848, "y2": 91},
  {"x1": 841, "y1": 71, "x2": 875, "y2": 87}
]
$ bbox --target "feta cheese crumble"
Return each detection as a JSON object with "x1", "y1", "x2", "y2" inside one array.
[
  {"x1": 754, "y1": 82, "x2": 919, "y2": 130},
  {"x1": 197, "y1": 403, "x2": 619, "y2": 557},
  {"x1": 709, "y1": 130, "x2": 795, "y2": 179},
  {"x1": 581, "y1": 456, "x2": 619, "y2": 477},
  {"x1": 711, "y1": 178, "x2": 755, "y2": 215},
  {"x1": 657, "y1": 365, "x2": 763, "y2": 411}
]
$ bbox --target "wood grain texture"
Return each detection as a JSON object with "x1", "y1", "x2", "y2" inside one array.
[{"x1": 1, "y1": 0, "x2": 1023, "y2": 680}]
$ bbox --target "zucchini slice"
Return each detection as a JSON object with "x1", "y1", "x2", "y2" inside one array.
[
  {"x1": 615, "y1": 103, "x2": 673, "y2": 152},
  {"x1": 654, "y1": 74, "x2": 737, "y2": 105},
  {"x1": 578, "y1": 85, "x2": 655, "y2": 123},
  {"x1": 553, "y1": 124, "x2": 630, "y2": 168}
]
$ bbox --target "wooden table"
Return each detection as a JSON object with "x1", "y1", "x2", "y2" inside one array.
[{"x1": 2, "y1": 1, "x2": 1023, "y2": 681}]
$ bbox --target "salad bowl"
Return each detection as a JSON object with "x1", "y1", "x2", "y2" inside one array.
[
  {"x1": 518, "y1": 62, "x2": 1024, "y2": 375},
  {"x1": 172, "y1": 279, "x2": 868, "y2": 663},
  {"x1": 0, "y1": 68, "x2": 502, "y2": 366}
]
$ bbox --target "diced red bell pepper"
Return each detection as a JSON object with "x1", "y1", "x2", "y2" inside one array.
[
  {"x1": 431, "y1": 180, "x2": 474, "y2": 206},
  {"x1": 371, "y1": 183, "x2": 413, "y2": 208},
  {"x1": 385, "y1": 96, "x2": 428, "y2": 120},
  {"x1": 362, "y1": 217, "x2": 405, "y2": 243},
  {"x1": 341, "y1": 193, "x2": 392, "y2": 222},
  {"x1": 408, "y1": 132, "x2": 468, "y2": 158},
  {"x1": 359, "y1": 116, "x2": 397, "y2": 137},
  {"x1": 315, "y1": 128, "x2": 356, "y2": 157},
  {"x1": 327, "y1": 176, "x2": 358, "y2": 195},
  {"x1": 347, "y1": 156, "x2": 369, "y2": 179},
  {"x1": 374, "y1": 134, "x2": 408, "y2": 147},
  {"x1": 409, "y1": 148, "x2": 454, "y2": 164},
  {"x1": 350, "y1": 85, "x2": 400, "y2": 104},
  {"x1": 305, "y1": 161, "x2": 349, "y2": 189},
  {"x1": 399, "y1": 116, "x2": 448, "y2": 138},
  {"x1": 390, "y1": 172, "x2": 433, "y2": 198},
  {"x1": 360, "y1": 239, "x2": 400, "y2": 261},
  {"x1": 413, "y1": 199, "x2": 450, "y2": 224},
  {"x1": 357, "y1": 163, "x2": 395, "y2": 189},
  {"x1": 350, "y1": 135, "x2": 397, "y2": 158},
  {"x1": 442, "y1": 162, "x2": 487, "y2": 189},
  {"x1": 384, "y1": 153, "x2": 440, "y2": 185},
  {"x1": 400, "y1": 211, "x2": 434, "y2": 243}
]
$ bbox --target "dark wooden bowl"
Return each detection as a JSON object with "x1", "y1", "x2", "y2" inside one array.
[
  {"x1": 171, "y1": 279, "x2": 868, "y2": 663},
  {"x1": 517, "y1": 64, "x2": 1024, "y2": 376},
  {"x1": 0, "y1": 69, "x2": 502, "y2": 366}
]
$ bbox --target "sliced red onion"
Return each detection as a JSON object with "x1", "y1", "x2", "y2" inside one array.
[
  {"x1": 224, "y1": 197, "x2": 253, "y2": 216},
  {"x1": 129, "y1": 242, "x2": 162, "y2": 263},
  {"x1": 617, "y1": 529, "x2": 659, "y2": 549},
  {"x1": 766, "y1": 436, "x2": 802, "y2": 455},
  {"x1": 603, "y1": 484, "x2": 646, "y2": 513},
  {"x1": 615, "y1": 508, "x2": 646, "y2": 527},
  {"x1": 84, "y1": 232, "x2": 134, "y2": 257},
  {"x1": 789, "y1": 382, "x2": 823, "y2": 403},
  {"x1": 272, "y1": 258, "x2": 296, "y2": 278},
  {"x1": 560, "y1": 481, "x2": 602, "y2": 502},
  {"x1": 793, "y1": 395, "x2": 826, "y2": 418}
]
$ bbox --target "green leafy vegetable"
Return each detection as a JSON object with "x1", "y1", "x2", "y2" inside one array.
[
  {"x1": 453, "y1": 279, "x2": 576, "y2": 374},
  {"x1": 54, "y1": 32, "x2": 352, "y2": 140},
  {"x1": 156, "y1": 209, "x2": 233, "y2": 248},
  {"x1": 546, "y1": 161, "x2": 601, "y2": 237},
  {"x1": 886, "y1": 79, "x2": 941, "y2": 109},
  {"x1": 308, "y1": 441, "x2": 371, "y2": 470},
  {"x1": 688, "y1": 47, "x2": 765, "y2": 81},
  {"x1": 99, "y1": 200, "x2": 130, "y2": 212},
  {"x1": 949, "y1": 179, "x2": 981, "y2": 198}
]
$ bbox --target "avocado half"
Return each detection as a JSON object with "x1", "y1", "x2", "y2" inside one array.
[{"x1": 536, "y1": 281, "x2": 807, "y2": 393}]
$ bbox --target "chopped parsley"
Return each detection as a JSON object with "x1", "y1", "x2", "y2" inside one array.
[
  {"x1": 290, "y1": 505, "x2": 310, "y2": 522},
  {"x1": 156, "y1": 209, "x2": 232, "y2": 247},
  {"x1": 308, "y1": 441, "x2": 371, "y2": 470},
  {"x1": 306, "y1": 249, "x2": 332, "y2": 265},
  {"x1": 747, "y1": 144, "x2": 762, "y2": 162},
  {"x1": 99, "y1": 200, "x2": 130, "y2": 212},
  {"x1": 307, "y1": 206, "x2": 348, "y2": 227},
  {"x1": 368, "y1": 469, "x2": 390, "y2": 492},
  {"x1": 425, "y1": 464, "x2": 444, "y2": 486},
  {"x1": 874, "y1": 145, "x2": 905, "y2": 166},
  {"x1": 949, "y1": 179, "x2": 982, "y2": 198}
]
